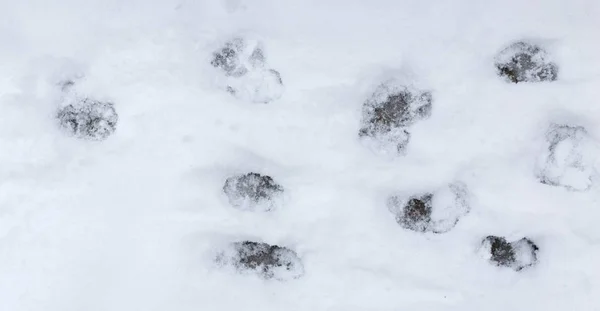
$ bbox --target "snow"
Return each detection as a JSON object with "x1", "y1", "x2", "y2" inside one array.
[{"x1": 1, "y1": 0, "x2": 600, "y2": 310}]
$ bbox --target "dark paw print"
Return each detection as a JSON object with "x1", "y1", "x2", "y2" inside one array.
[
  {"x1": 485, "y1": 236, "x2": 516, "y2": 267},
  {"x1": 359, "y1": 83, "x2": 432, "y2": 154},
  {"x1": 57, "y1": 99, "x2": 118, "y2": 140},
  {"x1": 361, "y1": 90, "x2": 432, "y2": 133},
  {"x1": 481, "y1": 236, "x2": 539, "y2": 271},
  {"x1": 211, "y1": 38, "x2": 246, "y2": 76},
  {"x1": 223, "y1": 172, "x2": 284, "y2": 211},
  {"x1": 387, "y1": 183, "x2": 470, "y2": 234},
  {"x1": 217, "y1": 241, "x2": 304, "y2": 280},
  {"x1": 495, "y1": 41, "x2": 558, "y2": 83},
  {"x1": 211, "y1": 37, "x2": 265, "y2": 77},
  {"x1": 390, "y1": 194, "x2": 433, "y2": 233},
  {"x1": 211, "y1": 46, "x2": 239, "y2": 74}
]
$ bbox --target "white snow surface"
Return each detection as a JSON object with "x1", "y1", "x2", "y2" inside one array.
[{"x1": 1, "y1": 0, "x2": 600, "y2": 310}]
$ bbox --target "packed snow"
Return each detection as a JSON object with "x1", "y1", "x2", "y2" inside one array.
[{"x1": 1, "y1": 0, "x2": 600, "y2": 310}]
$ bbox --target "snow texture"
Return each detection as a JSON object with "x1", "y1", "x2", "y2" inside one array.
[{"x1": 1, "y1": 0, "x2": 600, "y2": 310}]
